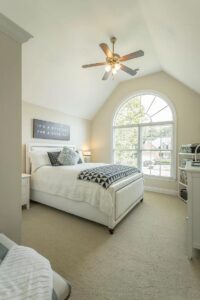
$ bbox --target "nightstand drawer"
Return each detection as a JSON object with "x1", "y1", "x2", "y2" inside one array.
[
  {"x1": 22, "y1": 189, "x2": 29, "y2": 206},
  {"x1": 22, "y1": 178, "x2": 29, "y2": 187},
  {"x1": 21, "y1": 174, "x2": 30, "y2": 209},
  {"x1": 22, "y1": 184, "x2": 29, "y2": 197}
]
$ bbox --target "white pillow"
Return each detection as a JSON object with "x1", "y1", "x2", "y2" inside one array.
[{"x1": 29, "y1": 151, "x2": 51, "y2": 173}]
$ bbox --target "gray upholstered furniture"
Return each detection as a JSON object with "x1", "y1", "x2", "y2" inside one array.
[{"x1": 0, "y1": 233, "x2": 71, "y2": 300}]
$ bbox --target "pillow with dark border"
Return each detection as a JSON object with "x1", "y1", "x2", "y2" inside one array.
[
  {"x1": 48, "y1": 151, "x2": 62, "y2": 166},
  {"x1": 0, "y1": 243, "x2": 8, "y2": 262}
]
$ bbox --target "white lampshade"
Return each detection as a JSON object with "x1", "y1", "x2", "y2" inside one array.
[{"x1": 83, "y1": 150, "x2": 91, "y2": 156}]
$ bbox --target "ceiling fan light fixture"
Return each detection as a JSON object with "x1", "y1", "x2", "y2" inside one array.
[
  {"x1": 82, "y1": 36, "x2": 144, "y2": 80},
  {"x1": 115, "y1": 63, "x2": 121, "y2": 70},
  {"x1": 112, "y1": 68, "x2": 117, "y2": 75},
  {"x1": 105, "y1": 64, "x2": 111, "y2": 72}
]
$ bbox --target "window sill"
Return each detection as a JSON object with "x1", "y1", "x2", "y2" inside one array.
[{"x1": 143, "y1": 174, "x2": 176, "y2": 181}]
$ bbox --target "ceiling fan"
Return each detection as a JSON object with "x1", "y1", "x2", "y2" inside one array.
[{"x1": 82, "y1": 37, "x2": 144, "y2": 80}]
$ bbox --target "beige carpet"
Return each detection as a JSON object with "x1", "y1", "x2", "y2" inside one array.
[{"x1": 22, "y1": 192, "x2": 200, "y2": 300}]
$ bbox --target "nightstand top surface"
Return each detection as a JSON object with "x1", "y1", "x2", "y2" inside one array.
[{"x1": 22, "y1": 173, "x2": 31, "y2": 178}]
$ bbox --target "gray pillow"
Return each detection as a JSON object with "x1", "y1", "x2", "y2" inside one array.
[{"x1": 58, "y1": 147, "x2": 79, "y2": 165}]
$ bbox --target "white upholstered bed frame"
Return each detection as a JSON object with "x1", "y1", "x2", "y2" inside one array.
[{"x1": 26, "y1": 143, "x2": 144, "y2": 233}]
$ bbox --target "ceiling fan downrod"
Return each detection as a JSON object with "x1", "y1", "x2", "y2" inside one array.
[{"x1": 110, "y1": 36, "x2": 117, "y2": 55}]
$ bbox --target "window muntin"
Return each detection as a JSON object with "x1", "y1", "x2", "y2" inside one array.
[{"x1": 113, "y1": 94, "x2": 175, "y2": 178}]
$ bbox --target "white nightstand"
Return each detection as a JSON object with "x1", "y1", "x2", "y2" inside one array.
[{"x1": 21, "y1": 174, "x2": 31, "y2": 209}]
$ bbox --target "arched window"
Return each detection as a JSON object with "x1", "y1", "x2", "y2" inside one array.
[{"x1": 113, "y1": 93, "x2": 175, "y2": 178}]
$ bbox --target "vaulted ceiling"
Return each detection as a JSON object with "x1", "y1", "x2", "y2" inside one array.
[{"x1": 0, "y1": 0, "x2": 199, "y2": 119}]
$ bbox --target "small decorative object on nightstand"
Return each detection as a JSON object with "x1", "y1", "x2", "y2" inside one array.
[
  {"x1": 83, "y1": 150, "x2": 92, "y2": 163},
  {"x1": 21, "y1": 173, "x2": 31, "y2": 209}
]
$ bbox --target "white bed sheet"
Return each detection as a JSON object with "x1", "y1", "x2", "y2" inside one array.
[{"x1": 31, "y1": 163, "x2": 141, "y2": 216}]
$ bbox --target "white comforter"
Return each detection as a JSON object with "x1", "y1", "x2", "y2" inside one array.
[
  {"x1": 0, "y1": 245, "x2": 53, "y2": 300},
  {"x1": 31, "y1": 163, "x2": 116, "y2": 216},
  {"x1": 31, "y1": 163, "x2": 142, "y2": 216}
]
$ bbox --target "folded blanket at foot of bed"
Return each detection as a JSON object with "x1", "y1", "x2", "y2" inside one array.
[
  {"x1": 0, "y1": 243, "x2": 55, "y2": 300},
  {"x1": 78, "y1": 164, "x2": 140, "y2": 188}
]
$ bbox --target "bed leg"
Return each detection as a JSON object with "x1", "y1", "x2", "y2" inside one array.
[
  {"x1": 109, "y1": 228, "x2": 114, "y2": 235},
  {"x1": 140, "y1": 198, "x2": 143, "y2": 202}
]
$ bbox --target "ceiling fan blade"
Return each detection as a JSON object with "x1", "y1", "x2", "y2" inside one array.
[
  {"x1": 120, "y1": 64, "x2": 139, "y2": 76},
  {"x1": 102, "y1": 70, "x2": 111, "y2": 80},
  {"x1": 120, "y1": 50, "x2": 144, "y2": 62},
  {"x1": 82, "y1": 62, "x2": 106, "y2": 68},
  {"x1": 99, "y1": 43, "x2": 113, "y2": 58}
]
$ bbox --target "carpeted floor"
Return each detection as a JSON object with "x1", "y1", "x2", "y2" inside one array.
[{"x1": 22, "y1": 192, "x2": 200, "y2": 300}]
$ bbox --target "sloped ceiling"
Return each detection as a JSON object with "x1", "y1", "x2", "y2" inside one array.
[
  {"x1": 138, "y1": 0, "x2": 200, "y2": 97},
  {"x1": 0, "y1": 0, "x2": 199, "y2": 119}
]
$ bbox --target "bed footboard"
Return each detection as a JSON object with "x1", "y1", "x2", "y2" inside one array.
[{"x1": 108, "y1": 176, "x2": 144, "y2": 232}]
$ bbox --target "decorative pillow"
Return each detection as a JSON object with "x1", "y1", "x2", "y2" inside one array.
[
  {"x1": 58, "y1": 147, "x2": 79, "y2": 165},
  {"x1": 48, "y1": 151, "x2": 62, "y2": 166},
  {"x1": 76, "y1": 150, "x2": 85, "y2": 164},
  {"x1": 30, "y1": 151, "x2": 51, "y2": 173},
  {"x1": 0, "y1": 243, "x2": 8, "y2": 263}
]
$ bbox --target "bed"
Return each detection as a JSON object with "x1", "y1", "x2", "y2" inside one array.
[
  {"x1": 0, "y1": 233, "x2": 71, "y2": 300},
  {"x1": 27, "y1": 143, "x2": 144, "y2": 233}
]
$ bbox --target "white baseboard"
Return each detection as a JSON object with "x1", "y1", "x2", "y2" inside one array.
[{"x1": 144, "y1": 185, "x2": 178, "y2": 196}]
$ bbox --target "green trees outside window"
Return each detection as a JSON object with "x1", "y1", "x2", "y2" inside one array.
[{"x1": 113, "y1": 94, "x2": 175, "y2": 177}]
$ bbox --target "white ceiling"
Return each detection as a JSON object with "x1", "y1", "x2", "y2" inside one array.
[
  {"x1": 138, "y1": 0, "x2": 200, "y2": 97},
  {"x1": 0, "y1": 0, "x2": 199, "y2": 119}
]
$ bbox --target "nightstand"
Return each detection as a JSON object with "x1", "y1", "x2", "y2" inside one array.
[
  {"x1": 21, "y1": 174, "x2": 31, "y2": 209},
  {"x1": 83, "y1": 151, "x2": 92, "y2": 163}
]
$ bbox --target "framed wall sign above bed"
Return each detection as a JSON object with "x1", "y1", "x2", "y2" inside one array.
[{"x1": 33, "y1": 119, "x2": 70, "y2": 141}]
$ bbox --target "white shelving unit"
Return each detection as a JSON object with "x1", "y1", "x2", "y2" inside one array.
[
  {"x1": 178, "y1": 152, "x2": 200, "y2": 203},
  {"x1": 185, "y1": 164, "x2": 200, "y2": 258}
]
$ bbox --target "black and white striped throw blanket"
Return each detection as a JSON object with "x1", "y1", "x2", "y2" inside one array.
[{"x1": 78, "y1": 164, "x2": 140, "y2": 189}]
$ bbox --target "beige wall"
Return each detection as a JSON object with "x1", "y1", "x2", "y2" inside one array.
[
  {"x1": 22, "y1": 102, "x2": 91, "y2": 172},
  {"x1": 0, "y1": 31, "x2": 22, "y2": 242},
  {"x1": 91, "y1": 71, "x2": 200, "y2": 192}
]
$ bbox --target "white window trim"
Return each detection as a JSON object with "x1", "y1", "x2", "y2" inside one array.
[{"x1": 111, "y1": 90, "x2": 177, "y2": 180}]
